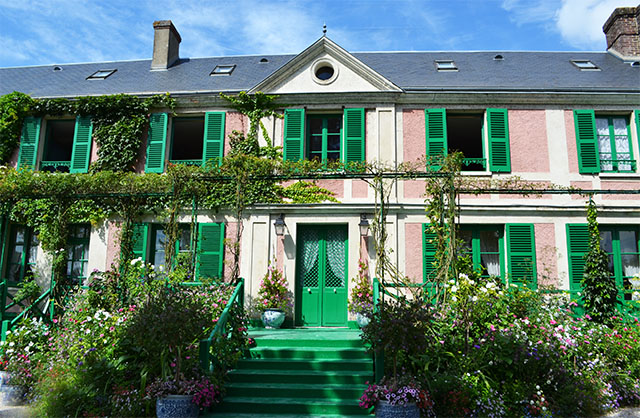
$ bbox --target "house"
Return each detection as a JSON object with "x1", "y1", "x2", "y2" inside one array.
[{"x1": 0, "y1": 6, "x2": 639, "y2": 327}]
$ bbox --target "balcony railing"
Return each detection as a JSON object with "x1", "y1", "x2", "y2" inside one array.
[
  {"x1": 169, "y1": 159, "x2": 202, "y2": 167},
  {"x1": 39, "y1": 160, "x2": 71, "y2": 172},
  {"x1": 600, "y1": 157, "x2": 636, "y2": 172},
  {"x1": 462, "y1": 158, "x2": 487, "y2": 170}
]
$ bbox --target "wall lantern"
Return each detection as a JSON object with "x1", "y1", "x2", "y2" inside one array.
[
  {"x1": 359, "y1": 214, "x2": 370, "y2": 237},
  {"x1": 274, "y1": 214, "x2": 286, "y2": 236}
]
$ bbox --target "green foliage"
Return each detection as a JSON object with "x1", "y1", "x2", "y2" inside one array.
[
  {"x1": 13, "y1": 272, "x2": 42, "y2": 304},
  {"x1": 220, "y1": 91, "x2": 282, "y2": 148},
  {"x1": 0, "y1": 92, "x2": 34, "y2": 163},
  {"x1": 348, "y1": 260, "x2": 373, "y2": 315},
  {"x1": 282, "y1": 180, "x2": 338, "y2": 203},
  {"x1": 255, "y1": 264, "x2": 291, "y2": 314},
  {"x1": 582, "y1": 199, "x2": 618, "y2": 324}
]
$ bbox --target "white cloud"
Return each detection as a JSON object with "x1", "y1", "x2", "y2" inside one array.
[{"x1": 556, "y1": 0, "x2": 635, "y2": 50}]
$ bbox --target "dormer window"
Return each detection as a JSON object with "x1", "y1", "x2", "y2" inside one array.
[{"x1": 210, "y1": 65, "x2": 235, "y2": 76}]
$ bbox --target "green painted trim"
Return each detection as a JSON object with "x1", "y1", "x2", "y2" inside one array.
[{"x1": 347, "y1": 320, "x2": 358, "y2": 329}]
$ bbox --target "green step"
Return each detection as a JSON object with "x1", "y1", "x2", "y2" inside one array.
[
  {"x1": 228, "y1": 369, "x2": 372, "y2": 385},
  {"x1": 235, "y1": 358, "x2": 373, "y2": 372},
  {"x1": 213, "y1": 397, "x2": 366, "y2": 415},
  {"x1": 205, "y1": 414, "x2": 369, "y2": 418},
  {"x1": 250, "y1": 346, "x2": 369, "y2": 360},
  {"x1": 253, "y1": 338, "x2": 364, "y2": 348},
  {"x1": 226, "y1": 382, "x2": 367, "y2": 399}
]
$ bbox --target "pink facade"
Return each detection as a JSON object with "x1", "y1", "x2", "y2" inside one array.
[
  {"x1": 106, "y1": 222, "x2": 122, "y2": 269},
  {"x1": 352, "y1": 180, "x2": 368, "y2": 198},
  {"x1": 90, "y1": 140, "x2": 99, "y2": 164},
  {"x1": 534, "y1": 223, "x2": 558, "y2": 287},
  {"x1": 565, "y1": 110, "x2": 579, "y2": 174},
  {"x1": 402, "y1": 109, "x2": 426, "y2": 164},
  {"x1": 316, "y1": 179, "x2": 344, "y2": 198},
  {"x1": 404, "y1": 223, "x2": 423, "y2": 283},
  {"x1": 404, "y1": 180, "x2": 425, "y2": 199},
  {"x1": 601, "y1": 181, "x2": 640, "y2": 200},
  {"x1": 509, "y1": 110, "x2": 549, "y2": 173},
  {"x1": 225, "y1": 112, "x2": 246, "y2": 156}
]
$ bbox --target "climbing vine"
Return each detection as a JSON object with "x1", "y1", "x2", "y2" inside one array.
[{"x1": 0, "y1": 92, "x2": 34, "y2": 163}]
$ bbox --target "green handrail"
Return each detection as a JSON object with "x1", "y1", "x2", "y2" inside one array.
[
  {"x1": 372, "y1": 277, "x2": 384, "y2": 383},
  {"x1": 199, "y1": 278, "x2": 244, "y2": 372},
  {"x1": 1, "y1": 285, "x2": 52, "y2": 341}
]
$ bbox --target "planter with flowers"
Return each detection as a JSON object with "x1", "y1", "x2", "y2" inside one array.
[
  {"x1": 146, "y1": 375, "x2": 220, "y2": 418},
  {"x1": 255, "y1": 264, "x2": 291, "y2": 329},
  {"x1": 348, "y1": 260, "x2": 373, "y2": 328},
  {"x1": 359, "y1": 297, "x2": 435, "y2": 417}
]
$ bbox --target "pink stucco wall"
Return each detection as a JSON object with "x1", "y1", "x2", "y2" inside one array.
[
  {"x1": 90, "y1": 140, "x2": 99, "y2": 164},
  {"x1": 404, "y1": 180, "x2": 425, "y2": 199},
  {"x1": 404, "y1": 223, "x2": 423, "y2": 283},
  {"x1": 133, "y1": 125, "x2": 148, "y2": 173},
  {"x1": 509, "y1": 110, "x2": 549, "y2": 173},
  {"x1": 106, "y1": 221, "x2": 122, "y2": 269},
  {"x1": 403, "y1": 109, "x2": 426, "y2": 164},
  {"x1": 570, "y1": 181, "x2": 594, "y2": 200},
  {"x1": 225, "y1": 111, "x2": 246, "y2": 156},
  {"x1": 352, "y1": 180, "x2": 368, "y2": 198},
  {"x1": 601, "y1": 181, "x2": 640, "y2": 200},
  {"x1": 223, "y1": 222, "x2": 239, "y2": 280},
  {"x1": 534, "y1": 223, "x2": 558, "y2": 288},
  {"x1": 565, "y1": 110, "x2": 579, "y2": 174},
  {"x1": 316, "y1": 180, "x2": 344, "y2": 198}
]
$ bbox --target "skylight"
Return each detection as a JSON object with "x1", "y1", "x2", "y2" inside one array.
[
  {"x1": 87, "y1": 69, "x2": 116, "y2": 80},
  {"x1": 435, "y1": 60, "x2": 458, "y2": 71},
  {"x1": 210, "y1": 65, "x2": 236, "y2": 76},
  {"x1": 571, "y1": 60, "x2": 600, "y2": 71}
]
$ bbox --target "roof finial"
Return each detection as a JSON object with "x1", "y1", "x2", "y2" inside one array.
[{"x1": 323, "y1": 23, "x2": 327, "y2": 36}]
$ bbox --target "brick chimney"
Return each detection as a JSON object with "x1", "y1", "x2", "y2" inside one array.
[
  {"x1": 603, "y1": 5, "x2": 640, "y2": 59},
  {"x1": 151, "y1": 20, "x2": 181, "y2": 70}
]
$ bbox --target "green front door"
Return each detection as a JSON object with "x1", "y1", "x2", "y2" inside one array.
[{"x1": 296, "y1": 225, "x2": 348, "y2": 327}]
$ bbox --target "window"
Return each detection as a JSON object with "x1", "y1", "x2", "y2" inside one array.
[
  {"x1": 66, "y1": 224, "x2": 90, "y2": 285},
  {"x1": 86, "y1": 69, "x2": 116, "y2": 80},
  {"x1": 307, "y1": 114, "x2": 342, "y2": 163},
  {"x1": 567, "y1": 224, "x2": 640, "y2": 303},
  {"x1": 425, "y1": 108, "x2": 510, "y2": 172},
  {"x1": 169, "y1": 117, "x2": 205, "y2": 165},
  {"x1": 210, "y1": 65, "x2": 235, "y2": 76},
  {"x1": 571, "y1": 60, "x2": 599, "y2": 71},
  {"x1": 435, "y1": 60, "x2": 458, "y2": 71},
  {"x1": 597, "y1": 116, "x2": 634, "y2": 172},
  {"x1": 145, "y1": 112, "x2": 225, "y2": 173},
  {"x1": 5, "y1": 225, "x2": 38, "y2": 283},
  {"x1": 423, "y1": 224, "x2": 536, "y2": 288},
  {"x1": 574, "y1": 110, "x2": 638, "y2": 174},
  {"x1": 283, "y1": 108, "x2": 365, "y2": 164},
  {"x1": 17, "y1": 116, "x2": 93, "y2": 173},
  {"x1": 131, "y1": 223, "x2": 225, "y2": 279},
  {"x1": 459, "y1": 226, "x2": 505, "y2": 280}
]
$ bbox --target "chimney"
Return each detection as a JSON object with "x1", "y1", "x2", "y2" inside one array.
[
  {"x1": 151, "y1": 20, "x2": 182, "y2": 70},
  {"x1": 603, "y1": 5, "x2": 640, "y2": 59}
]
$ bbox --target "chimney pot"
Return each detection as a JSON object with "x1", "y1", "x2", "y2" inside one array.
[
  {"x1": 603, "y1": 6, "x2": 640, "y2": 59},
  {"x1": 152, "y1": 20, "x2": 181, "y2": 70}
]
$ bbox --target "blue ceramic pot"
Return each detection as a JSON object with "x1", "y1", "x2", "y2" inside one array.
[
  {"x1": 355, "y1": 312, "x2": 370, "y2": 328},
  {"x1": 376, "y1": 400, "x2": 420, "y2": 418},
  {"x1": 156, "y1": 394, "x2": 199, "y2": 418},
  {"x1": 261, "y1": 308, "x2": 285, "y2": 329}
]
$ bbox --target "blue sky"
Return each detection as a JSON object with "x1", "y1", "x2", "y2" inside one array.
[{"x1": 0, "y1": 0, "x2": 634, "y2": 68}]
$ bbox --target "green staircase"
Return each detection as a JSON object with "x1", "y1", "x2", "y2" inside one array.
[{"x1": 209, "y1": 328, "x2": 373, "y2": 418}]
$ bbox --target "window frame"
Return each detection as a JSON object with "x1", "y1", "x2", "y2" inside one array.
[
  {"x1": 66, "y1": 224, "x2": 91, "y2": 285},
  {"x1": 460, "y1": 225, "x2": 506, "y2": 281},
  {"x1": 595, "y1": 115, "x2": 635, "y2": 173},
  {"x1": 599, "y1": 225, "x2": 640, "y2": 302},
  {"x1": 5, "y1": 224, "x2": 39, "y2": 285},
  {"x1": 168, "y1": 116, "x2": 206, "y2": 166},
  {"x1": 446, "y1": 112, "x2": 487, "y2": 172},
  {"x1": 40, "y1": 118, "x2": 76, "y2": 172},
  {"x1": 149, "y1": 224, "x2": 193, "y2": 270},
  {"x1": 306, "y1": 113, "x2": 343, "y2": 164}
]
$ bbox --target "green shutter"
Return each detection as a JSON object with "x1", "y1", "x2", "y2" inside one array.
[
  {"x1": 17, "y1": 117, "x2": 41, "y2": 170},
  {"x1": 284, "y1": 109, "x2": 305, "y2": 161},
  {"x1": 343, "y1": 108, "x2": 365, "y2": 164},
  {"x1": 202, "y1": 112, "x2": 225, "y2": 166},
  {"x1": 425, "y1": 109, "x2": 447, "y2": 169},
  {"x1": 487, "y1": 108, "x2": 511, "y2": 172},
  {"x1": 506, "y1": 224, "x2": 537, "y2": 289},
  {"x1": 70, "y1": 116, "x2": 93, "y2": 173},
  {"x1": 145, "y1": 113, "x2": 168, "y2": 173},
  {"x1": 197, "y1": 223, "x2": 225, "y2": 280},
  {"x1": 574, "y1": 110, "x2": 600, "y2": 174},
  {"x1": 635, "y1": 111, "x2": 640, "y2": 162},
  {"x1": 131, "y1": 223, "x2": 149, "y2": 262},
  {"x1": 566, "y1": 224, "x2": 589, "y2": 292},
  {"x1": 422, "y1": 224, "x2": 438, "y2": 296}
]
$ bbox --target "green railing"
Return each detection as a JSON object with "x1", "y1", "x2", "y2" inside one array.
[
  {"x1": 600, "y1": 156, "x2": 636, "y2": 172},
  {"x1": 372, "y1": 277, "x2": 384, "y2": 383},
  {"x1": 0, "y1": 278, "x2": 55, "y2": 341},
  {"x1": 199, "y1": 278, "x2": 244, "y2": 373},
  {"x1": 39, "y1": 160, "x2": 71, "y2": 171},
  {"x1": 462, "y1": 157, "x2": 487, "y2": 169},
  {"x1": 169, "y1": 159, "x2": 203, "y2": 167}
]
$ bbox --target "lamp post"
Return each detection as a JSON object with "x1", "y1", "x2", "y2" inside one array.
[{"x1": 359, "y1": 214, "x2": 370, "y2": 237}]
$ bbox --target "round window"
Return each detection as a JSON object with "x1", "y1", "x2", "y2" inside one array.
[{"x1": 315, "y1": 66, "x2": 334, "y2": 81}]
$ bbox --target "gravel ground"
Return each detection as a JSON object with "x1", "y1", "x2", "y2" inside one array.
[
  {"x1": 0, "y1": 405, "x2": 30, "y2": 417},
  {"x1": 606, "y1": 408, "x2": 640, "y2": 417}
]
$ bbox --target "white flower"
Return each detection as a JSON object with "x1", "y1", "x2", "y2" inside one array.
[
  {"x1": 85, "y1": 329, "x2": 91, "y2": 334},
  {"x1": 480, "y1": 287, "x2": 487, "y2": 293},
  {"x1": 459, "y1": 273, "x2": 468, "y2": 280},
  {"x1": 472, "y1": 296, "x2": 478, "y2": 302},
  {"x1": 486, "y1": 282, "x2": 495, "y2": 289},
  {"x1": 451, "y1": 285, "x2": 458, "y2": 293}
]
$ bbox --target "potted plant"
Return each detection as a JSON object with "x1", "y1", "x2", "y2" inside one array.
[
  {"x1": 146, "y1": 373, "x2": 220, "y2": 418},
  {"x1": 255, "y1": 264, "x2": 291, "y2": 329},
  {"x1": 349, "y1": 260, "x2": 373, "y2": 328},
  {"x1": 359, "y1": 297, "x2": 435, "y2": 417}
]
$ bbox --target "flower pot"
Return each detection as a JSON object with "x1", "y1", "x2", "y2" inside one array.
[
  {"x1": 156, "y1": 394, "x2": 199, "y2": 418},
  {"x1": 0, "y1": 371, "x2": 24, "y2": 406},
  {"x1": 355, "y1": 312, "x2": 370, "y2": 328},
  {"x1": 375, "y1": 400, "x2": 420, "y2": 418},
  {"x1": 261, "y1": 308, "x2": 285, "y2": 329}
]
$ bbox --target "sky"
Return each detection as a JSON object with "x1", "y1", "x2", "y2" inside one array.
[{"x1": 0, "y1": 0, "x2": 636, "y2": 68}]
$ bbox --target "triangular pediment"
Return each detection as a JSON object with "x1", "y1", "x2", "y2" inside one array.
[{"x1": 249, "y1": 37, "x2": 402, "y2": 94}]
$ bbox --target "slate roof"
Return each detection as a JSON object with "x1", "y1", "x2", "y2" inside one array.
[{"x1": 1, "y1": 50, "x2": 638, "y2": 98}]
